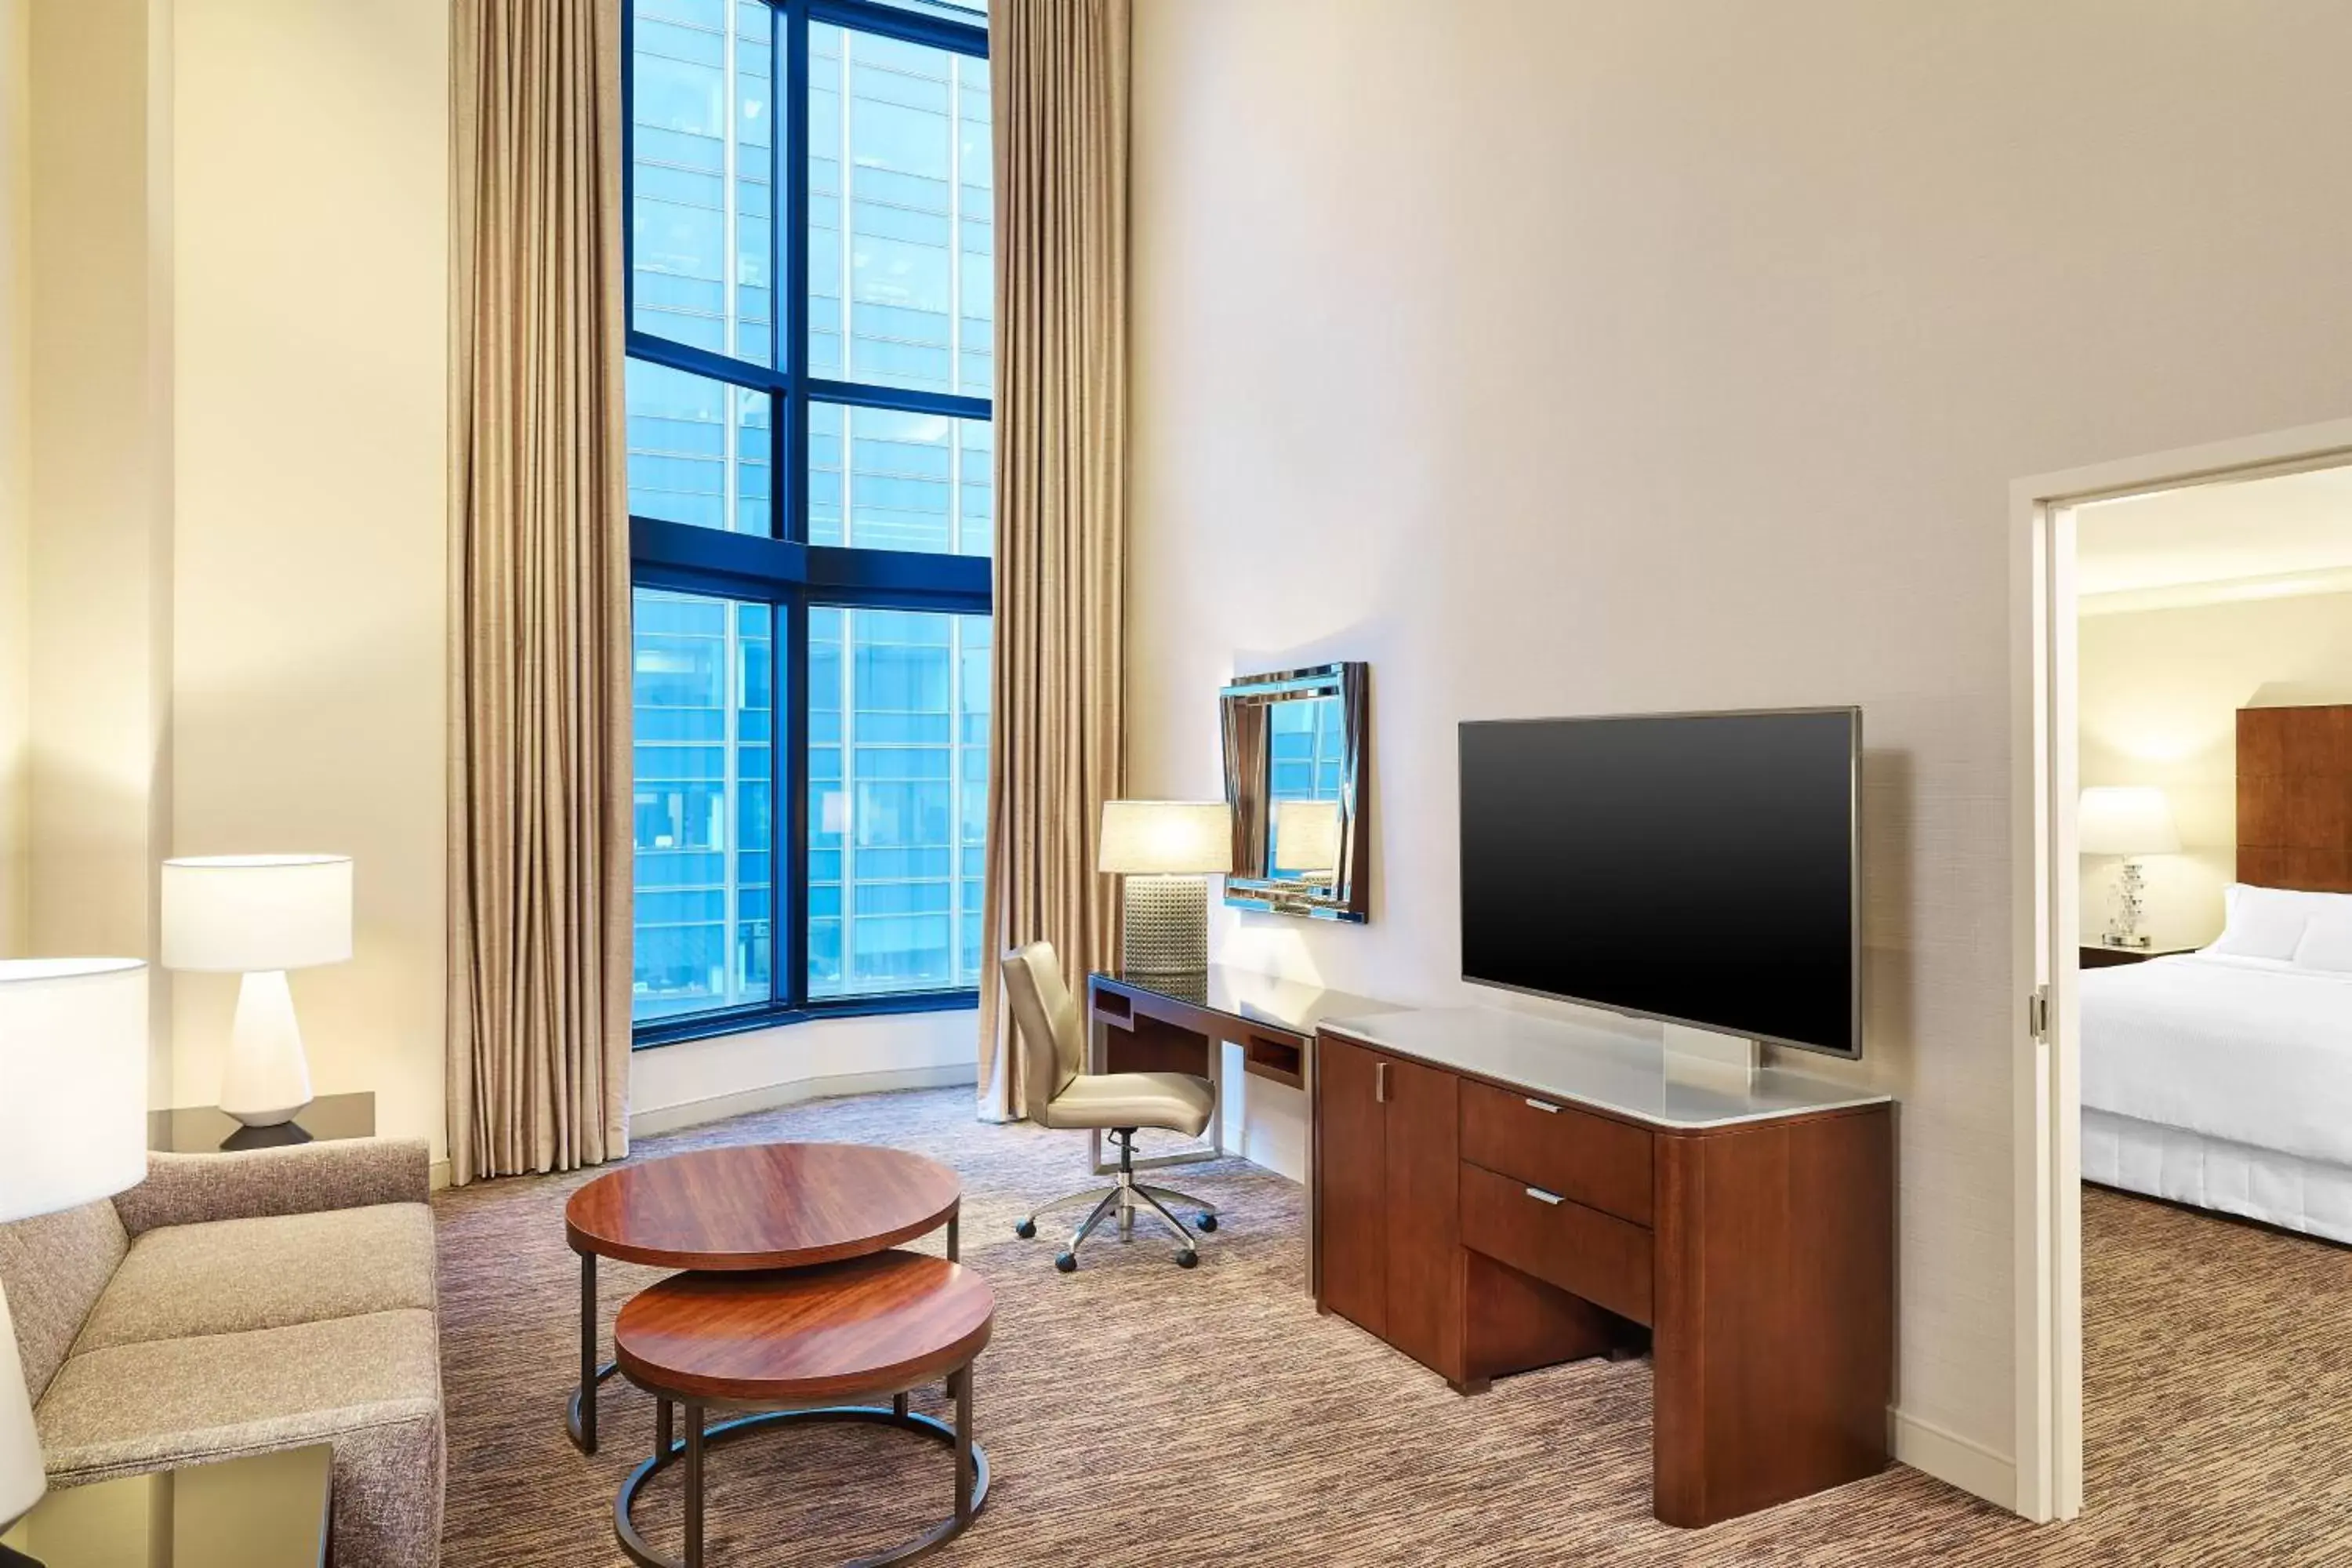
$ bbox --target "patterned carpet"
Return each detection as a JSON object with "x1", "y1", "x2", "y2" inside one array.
[{"x1": 433, "y1": 1088, "x2": 2352, "y2": 1566}]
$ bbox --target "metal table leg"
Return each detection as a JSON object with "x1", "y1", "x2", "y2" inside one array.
[
  {"x1": 683, "y1": 1403, "x2": 705, "y2": 1568},
  {"x1": 568, "y1": 1250, "x2": 620, "y2": 1453}
]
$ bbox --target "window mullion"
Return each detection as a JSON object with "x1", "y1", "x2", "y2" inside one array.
[{"x1": 780, "y1": 593, "x2": 809, "y2": 1009}]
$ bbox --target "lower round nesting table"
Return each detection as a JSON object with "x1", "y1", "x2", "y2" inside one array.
[
  {"x1": 613, "y1": 1251, "x2": 995, "y2": 1568},
  {"x1": 564, "y1": 1142, "x2": 964, "y2": 1453}
]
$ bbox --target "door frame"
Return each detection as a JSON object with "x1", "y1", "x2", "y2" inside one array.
[{"x1": 2009, "y1": 416, "x2": 2352, "y2": 1523}]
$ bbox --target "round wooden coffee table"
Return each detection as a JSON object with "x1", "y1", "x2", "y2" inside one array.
[
  {"x1": 612, "y1": 1251, "x2": 994, "y2": 1568},
  {"x1": 564, "y1": 1142, "x2": 962, "y2": 1452}
]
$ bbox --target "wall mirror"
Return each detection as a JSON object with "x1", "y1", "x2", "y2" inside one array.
[{"x1": 1220, "y1": 662, "x2": 1370, "y2": 922}]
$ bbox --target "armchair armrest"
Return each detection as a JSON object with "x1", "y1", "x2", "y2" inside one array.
[{"x1": 111, "y1": 1137, "x2": 432, "y2": 1238}]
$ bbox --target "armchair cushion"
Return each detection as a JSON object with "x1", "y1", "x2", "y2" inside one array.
[
  {"x1": 33, "y1": 1306, "x2": 441, "y2": 1486},
  {"x1": 74, "y1": 1203, "x2": 436, "y2": 1355},
  {"x1": 110, "y1": 1138, "x2": 430, "y2": 1238}
]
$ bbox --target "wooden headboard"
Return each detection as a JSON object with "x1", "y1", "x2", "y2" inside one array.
[{"x1": 2238, "y1": 704, "x2": 2352, "y2": 893}]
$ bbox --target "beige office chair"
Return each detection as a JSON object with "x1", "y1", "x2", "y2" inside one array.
[{"x1": 1001, "y1": 940, "x2": 1221, "y2": 1271}]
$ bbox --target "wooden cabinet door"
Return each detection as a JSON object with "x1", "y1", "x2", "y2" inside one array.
[
  {"x1": 1381, "y1": 1054, "x2": 1462, "y2": 1381},
  {"x1": 1316, "y1": 1034, "x2": 1388, "y2": 1338}
]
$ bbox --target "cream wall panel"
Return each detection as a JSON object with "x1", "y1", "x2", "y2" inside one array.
[
  {"x1": 169, "y1": 0, "x2": 448, "y2": 1156},
  {"x1": 0, "y1": 0, "x2": 27, "y2": 953},
  {"x1": 2078, "y1": 591, "x2": 2352, "y2": 951},
  {"x1": 26, "y1": 0, "x2": 176, "y2": 1099},
  {"x1": 1126, "y1": 0, "x2": 2352, "y2": 1491}
]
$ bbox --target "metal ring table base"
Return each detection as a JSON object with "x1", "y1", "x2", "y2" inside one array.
[
  {"x1": 568, "y1": 1359, "x2": 619, "y2": 1453},
  {"x1": 614, "y1": 1403, "x2": 990, "y2": 1568}
]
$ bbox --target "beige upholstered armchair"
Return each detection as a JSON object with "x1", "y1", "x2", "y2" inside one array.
[
  {"x1": 0, "y1": 1138, "x2": 443, "y2": 1567},
  {"x1": 1000, "y1": 941, "x2": 1222, "y2": 1272}
]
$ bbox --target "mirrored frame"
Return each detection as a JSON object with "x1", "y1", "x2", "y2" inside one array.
[{"x1": 1220, "y1": 662, "x2": 1370, "y2": 923}]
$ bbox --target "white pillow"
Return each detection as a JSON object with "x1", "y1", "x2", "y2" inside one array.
[
  {"x1": 2208, "y1": 884, "x2": 2342, "y2": 961},
  {"x1": 2293, "y1": 913, "x2": 2352, "y2": 973}
]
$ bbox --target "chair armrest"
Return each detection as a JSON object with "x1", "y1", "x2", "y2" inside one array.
[{"x1": 111, "y1": 1138, "x2": 432, "y2": 1237}]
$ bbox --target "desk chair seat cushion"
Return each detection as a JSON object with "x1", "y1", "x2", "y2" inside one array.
[{"x1": 1037, "y1": 1071, "x2": 1216, "y2": 1140}]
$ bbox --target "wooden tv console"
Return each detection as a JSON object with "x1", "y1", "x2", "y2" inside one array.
[{"x1": 1312, "y1": 1007, "x2": 1893, "y2": 1528}]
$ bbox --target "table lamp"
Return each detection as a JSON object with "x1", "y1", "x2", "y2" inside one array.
[
  {"x1": 1270, "y1": 799, "x2": 1344, "y2": 884},
  {"x1": 1, "y1": 957, "x2": 150, "y2": 1566},
  {"x1": 2079, "y1": 786, "x2": 2180, "y2": 949},
  {"x1": 161, "y1": 855, "x2": 353, "y2": 1127},
  {"x1": 1098, "y1": 800, "x2": 1232, "y2": 975}
]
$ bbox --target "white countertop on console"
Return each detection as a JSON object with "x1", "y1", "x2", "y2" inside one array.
[{"x1": 1319, "y1": 1006, "x2": 1891, "y2": 1130}]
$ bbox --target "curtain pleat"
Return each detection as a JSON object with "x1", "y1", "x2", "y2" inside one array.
[
  {"x1": 976, "y1": 0, "x2": 1131, "y2": 1122},
  {"x1": 446, "y1": 0, "x2": 633, "y2": 1182}
]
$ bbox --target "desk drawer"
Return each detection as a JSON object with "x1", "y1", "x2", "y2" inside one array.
[
  {"x1": 1460, "y1": 1078, "x2": 1653, "y2": 1225},
  {"x1": 1460, "y1": 1161, "x2": 1653, "y2": 1327}
]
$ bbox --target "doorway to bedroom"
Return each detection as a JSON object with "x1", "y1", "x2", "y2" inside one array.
[{"x1": 2016, "y1": 426, "x2": 2352, "y2": 1526}]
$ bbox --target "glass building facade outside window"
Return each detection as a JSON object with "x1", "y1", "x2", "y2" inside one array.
[{"x1": 626, "y1": 0, "x2": 991, "y2": 1041}]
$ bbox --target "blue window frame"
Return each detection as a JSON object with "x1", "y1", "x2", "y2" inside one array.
[{"x1": 626, "y1": 0, "x2": 992, "y2": 1047}]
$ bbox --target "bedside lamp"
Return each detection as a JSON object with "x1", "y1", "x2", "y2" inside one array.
[
  {"x1": 162, "y1": 855, "x2": 353, "y2": 1127},
  {"x1": 1098, "y1": 800, "x2": 1232, "y2": 976},
  {"x1": 1, "y1": 957, "x2": 150, "y2": 1563},
  {"x1": 1270, "y1": 799, "x2": 1343, "y2": 884},
  {"x1": 2080, "y1": 786, "x2": 2180, "y2": 950}
]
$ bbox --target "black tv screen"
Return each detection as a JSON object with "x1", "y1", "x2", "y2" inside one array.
[{"x1": 1458, "y1": 708, "x2": 1860, "y2": 1058}]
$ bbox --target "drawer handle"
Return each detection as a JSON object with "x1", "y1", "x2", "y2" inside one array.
[
  {"x1": 1375, "y1": 1062, "x2": 1388, "y2": 1104},
  {"x1": 1525, "y1": 1185, "x2": 1565, "y2": 1206},
  {"x1": 1523, "y1": 1097, "x2": 1559, "y2": 1114}
]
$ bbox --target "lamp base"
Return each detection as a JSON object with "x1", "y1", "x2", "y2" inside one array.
[
  {"x1": 1120, "y1": 877, "x2": 1209, "y2": 975},
  {"x1": 219, "y1": 970, "x2": 314, "y2": 1128}
]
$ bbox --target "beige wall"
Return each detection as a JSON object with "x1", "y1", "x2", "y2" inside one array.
[
  {"x1": 2080, "y1": 590, "x2": 2352, "y2": 951},
  {"x1": 25, "y1": 0, "x2": 176, "y2": 1098},
  {"x1": 1127, "y1": 0, "x2": 2352, "y2": 1502},
  {"x1": 166, "y1": 0, "x2": 449, "y2": 1160},
  {"x1": 0, "y1": 0, "x2": 27, "y2": 954}
]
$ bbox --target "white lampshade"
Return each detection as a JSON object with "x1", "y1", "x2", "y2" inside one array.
[
  {"x1": 161, "y1": 855, "x2": 354, "y2": 972},
  {"x1": 1098, "y1": 800, "x2": 1232, "y2": 876},
  {"x1": 0, "y1": 958, "x2": 150, "y2": 1225},
  {"x1": 1272, "y1": 799, "x2": 1344, "y2": 876},
  {"x1": 2079, "y1": 787, "x2": 2180, "y2": 857}
]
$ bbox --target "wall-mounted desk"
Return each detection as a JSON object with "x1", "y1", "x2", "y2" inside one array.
[
  {"x1": 1314, "y1": 1006, "x2": 1893, "y2": 1528},
  {"x1": 1087, "y1": 964, "x2": 1396, "y2": 1292}
]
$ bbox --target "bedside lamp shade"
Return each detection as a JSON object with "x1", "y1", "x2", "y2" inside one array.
[
  {"x1": 0, "y1": 958, "x2": 149, "y2": 1225},
  {"x1": 0, "y1": 957, "x2": 149, "y2": 1540},
  {"x1": 162, "y1": 855, "x2": 353, "y2": 971},
  {"x1": 2078, "y1": 788, "x2": 2180, "y2": 857},
  {"x1": 1097, "y1": 801, "x2": 1233, "y2": 876},
  {"x1": 1271, "y1": 799, "x2": 1344, "y2": 878},
  {"x1": 162, "y1": 854, "x2": 353, "y2": 1129}
]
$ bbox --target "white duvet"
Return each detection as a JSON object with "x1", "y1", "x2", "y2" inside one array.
[{"x1": 2081, "y1": 953, "x2": 2352, "y2": 1170}]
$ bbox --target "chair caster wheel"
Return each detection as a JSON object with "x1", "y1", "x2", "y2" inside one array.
[
  {"x1": 1054, "y1": 1251, "x2": 1078, "y2": 1273},
  {"x1": 1196, "y1": 1214, "x2": 1218, "y2": 1232},
  {"x1": 1176, "y1": 1248, "x2": 1200, "y2": 1269},
  {"x1": 1014, "y1": 1218, "x2": 1036, "y2": 1239}
]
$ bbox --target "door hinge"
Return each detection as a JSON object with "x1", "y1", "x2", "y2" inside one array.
[{"x1": 2029, "y1": 985, "x2": 2052, "y2": 1040}]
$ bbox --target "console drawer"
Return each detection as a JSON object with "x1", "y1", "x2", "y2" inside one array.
[
  {"x1": 1459, "y1": 1078, "x2": 1653, "y2": 1225},
  {"x1": 1460, "y1": 1161, "x2": 1653, "y2": 1327}
]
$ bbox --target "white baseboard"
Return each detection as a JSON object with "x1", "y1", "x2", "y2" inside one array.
[
  {"x1": 628, "y1": 1062, "x2": 979, "y2": 1139},
  {"x1": 1891, "y1": 1406, "x2": 2016, "y2": 1513}
]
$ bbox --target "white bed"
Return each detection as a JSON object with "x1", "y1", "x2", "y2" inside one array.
[{"x1": 2080, "y1": 885, "x2": 2352, "y2": 1245}]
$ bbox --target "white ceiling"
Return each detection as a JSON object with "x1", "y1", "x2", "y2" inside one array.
[{"x1": 2077, "y1": 464, "x2": 2352, "y2": 601}]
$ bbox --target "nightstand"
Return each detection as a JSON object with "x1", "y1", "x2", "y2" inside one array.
[
  {"x1": 2079, "y1": 943, "x2": 2200, "y2": 970},
  {"x1": 147, "y1": 1091, "x2": 375, "y2": 1153}
]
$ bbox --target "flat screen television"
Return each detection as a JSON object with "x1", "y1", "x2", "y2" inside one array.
[{"x1": 1458, "y1": 706, "x2": 1860, "y2": 1059}]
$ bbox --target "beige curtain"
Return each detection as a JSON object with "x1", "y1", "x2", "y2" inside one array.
[
  {"x1": 445, "y1": 0, "x2": 633, "y2": 1182},
  {"x1": 977, "y1": 0, "x2": 1131, "y2": 1123}
]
